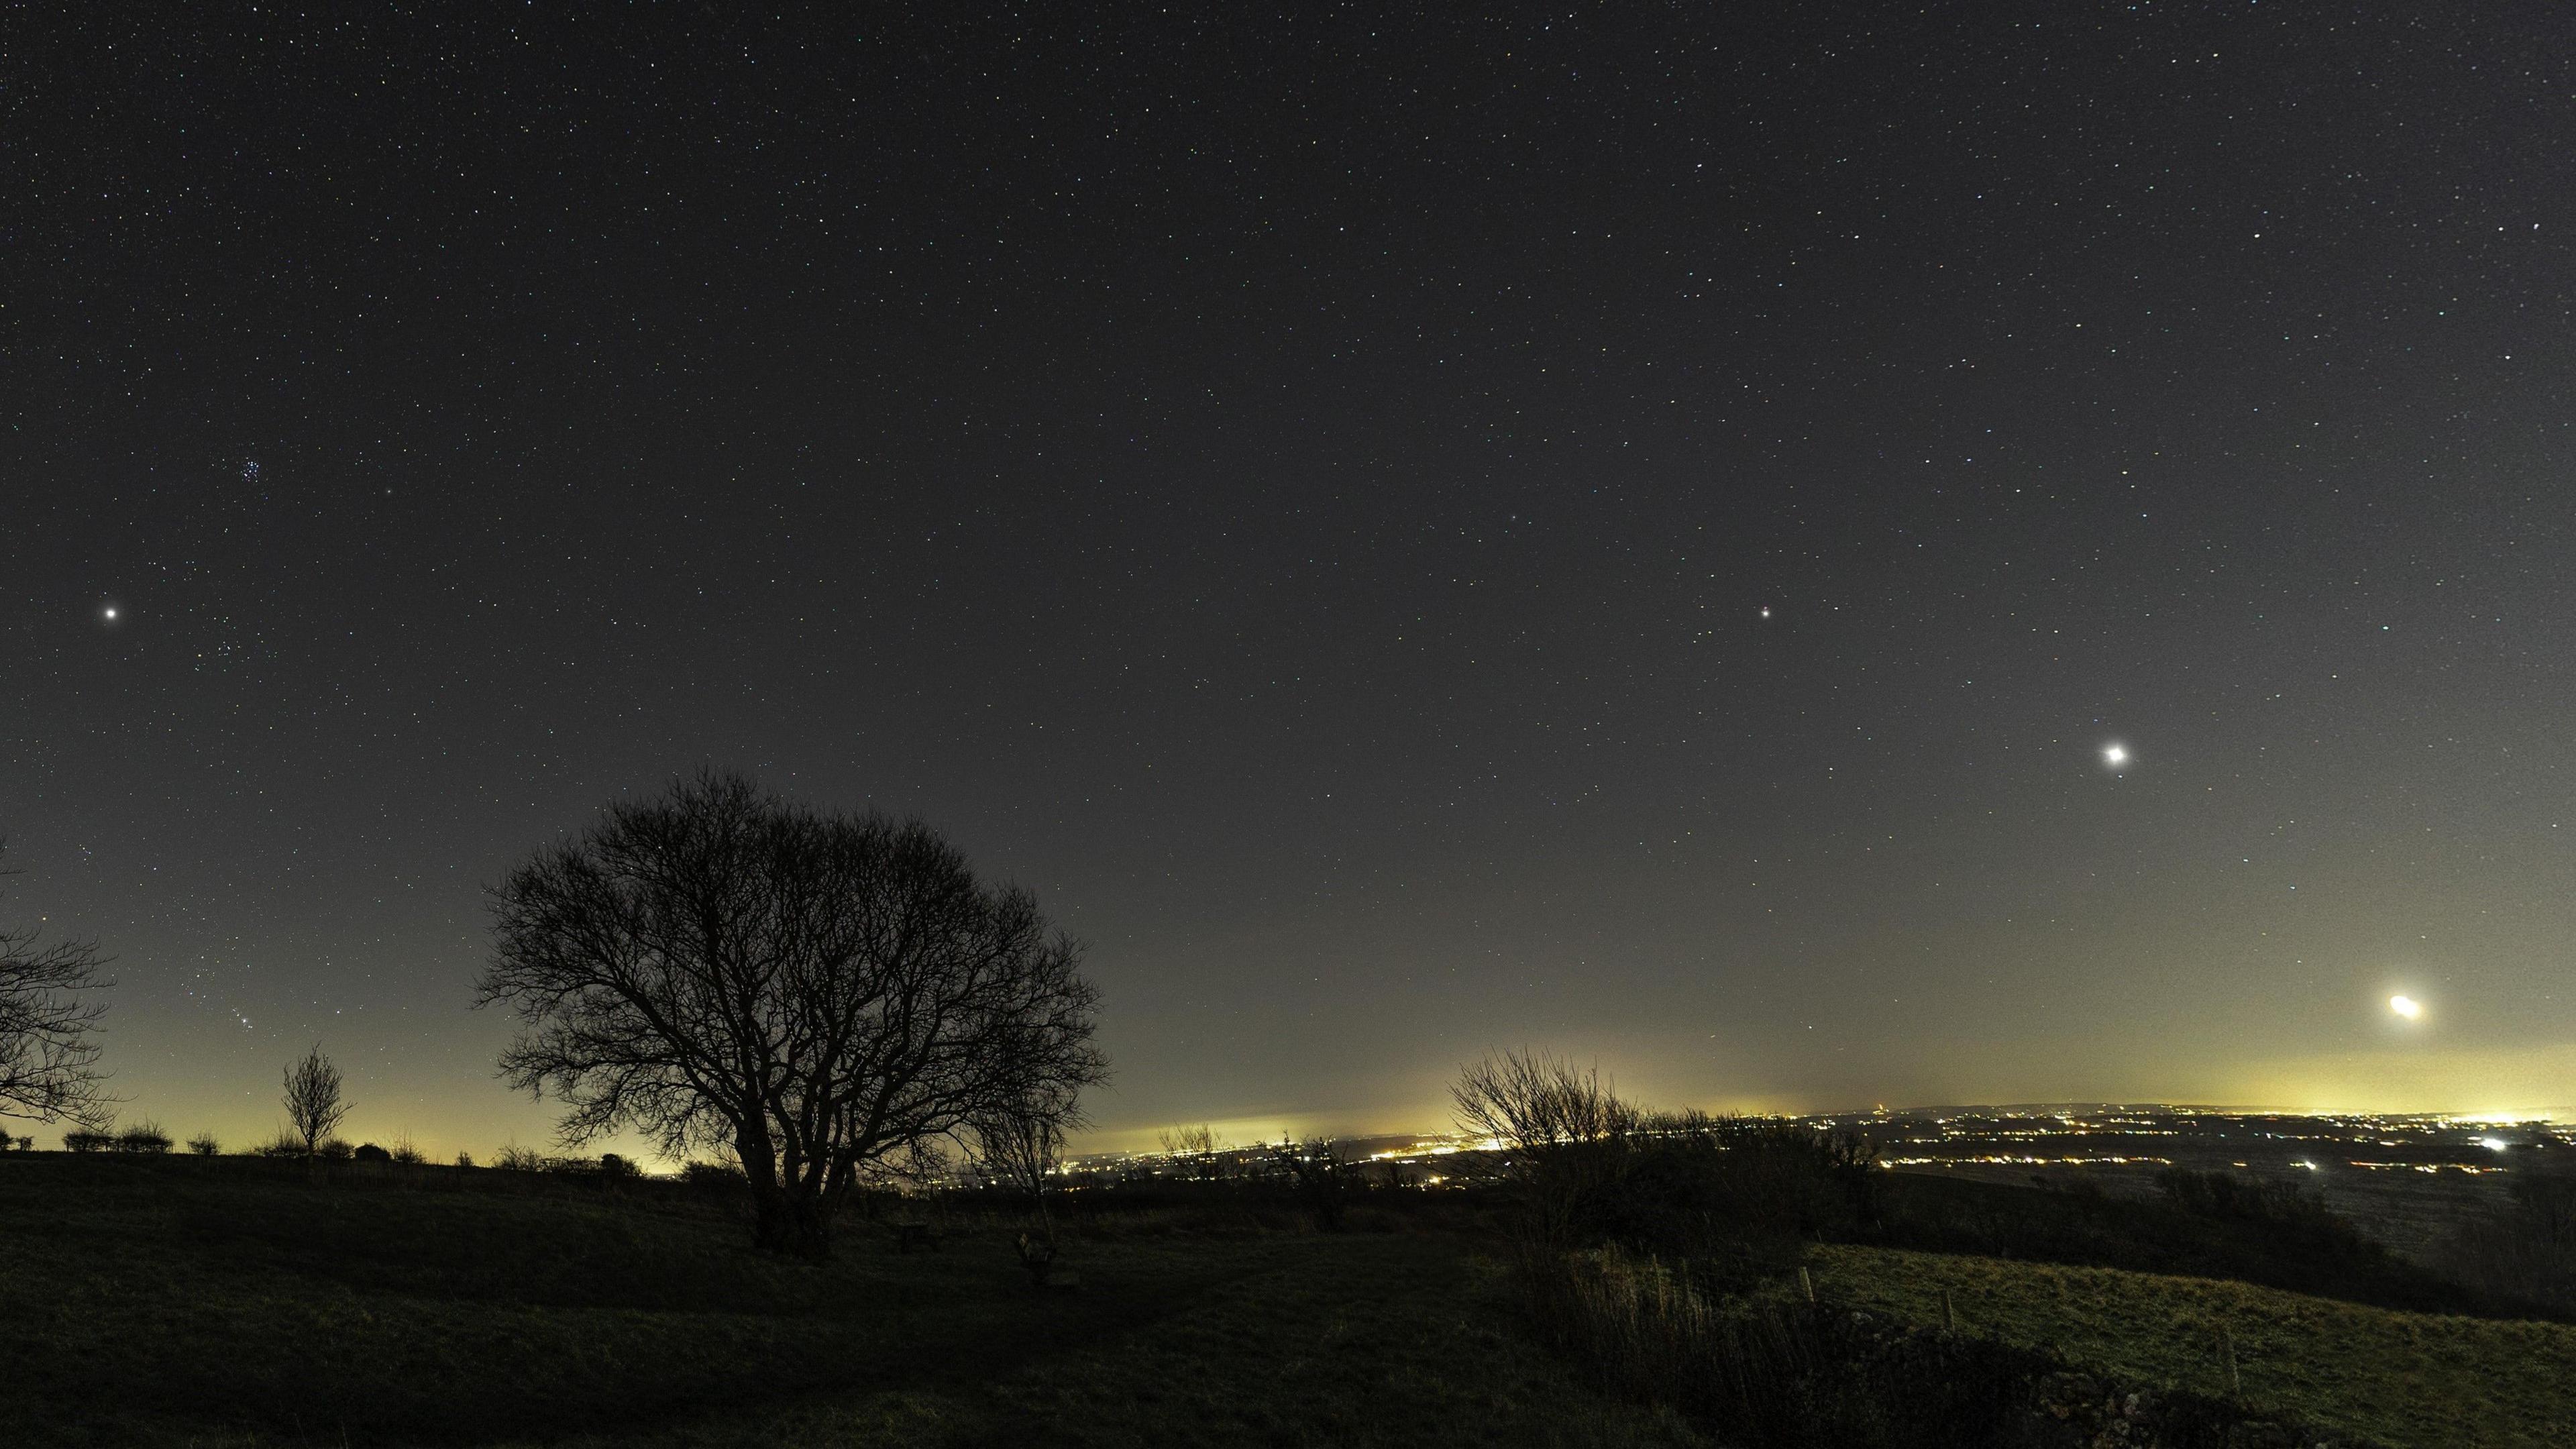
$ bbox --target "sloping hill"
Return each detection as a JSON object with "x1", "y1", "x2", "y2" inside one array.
[
  {"x1": 0, "y1": 1153, "x2": 1693, "y2": 1448},
  {"x1": 1801, "y1": 1244, "x2": 2576, "y2": 1449}
]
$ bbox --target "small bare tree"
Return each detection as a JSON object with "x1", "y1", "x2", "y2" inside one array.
[
  {"x1": 1452, "y1": 1048, "x2": 1642, "y2": 1248},
  {"x1": 0, "y1": 845, "x2": 114, "y2": 1131},
  {"x1": 282, "y1": 1044, "x2": 351, "y2": 1155},
  {"x1": 1450, "y1": 1048, "x2": 1638, "y2": 1153},
  {"x1": 967, "y1": 1068, "x2": 1085, "y2": 1234},
  {"x1": 1269, "y1": 1136, "x2": 1357, "y2": 1230},
  {"x1": 1159, "y1": 1122, "x2": 1222, "y2": 1180},
  {"x1": 479, "y1": 770, "x2": 1108, "y2": 1258}
]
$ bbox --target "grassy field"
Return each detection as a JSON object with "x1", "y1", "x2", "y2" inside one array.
[
  {"x1": 16, "y1": 1151, "x2": 2575, "y2": 1448},
  {"x1": 1796, "y1": 1243, "x2": 2576, "y2": 1449},
  {"x1": 0, "y1": 1154, "x2": 1703, "y2": 1448}
]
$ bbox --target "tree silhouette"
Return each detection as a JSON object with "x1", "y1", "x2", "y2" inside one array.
[
  {"x1": 282, "y1": 1044, "x2": 351, "y2": 1155},
  {"x1": 479, "y1": 769, "x2": 1108, "y2": 1258},
  {"x1": 0, "y1": 843, "x2": 113, "y2": 1131},
  {"x1": 967, "y1": 1065, "x2": 1085, "y2": 1232}
]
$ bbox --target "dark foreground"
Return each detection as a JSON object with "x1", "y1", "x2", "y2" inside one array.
[
  {"x1": 0, "y1": 1152, "x2": 1693, "y2": 1448},
  {"x1": 11, "y1": 1150, "x2": 2576, "y2": 1448}
]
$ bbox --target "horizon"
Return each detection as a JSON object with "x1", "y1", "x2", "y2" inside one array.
[{"x1": 28, "y1": 1087, "x2": 2572, "y2": 1169}]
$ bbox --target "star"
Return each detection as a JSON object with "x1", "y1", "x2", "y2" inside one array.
[{"x1": 2102, "y1": 744, "x2": 2127, "y2": 767}]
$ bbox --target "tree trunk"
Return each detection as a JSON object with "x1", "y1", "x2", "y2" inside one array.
[
  {"x1": 739, "y1": 1131, "x2": 835, "y2": 1259},
  {"x1": 752, "y1": 1183, "x2": 835, "y2": 1258}
]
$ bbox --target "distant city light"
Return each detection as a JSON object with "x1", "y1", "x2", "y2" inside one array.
[{"x1": 2480, "y1": 1137, "x2": 2510, "y2": 1152}]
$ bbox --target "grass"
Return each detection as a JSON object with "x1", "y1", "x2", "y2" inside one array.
[
  {"x1": 0, "y1": 1153, "x2": 1701, "y2": 1448},
  {"x1": 1794, "y1": 1243, "x2": 2576, "y2": 1449},
  {"x1": 1872, "y1": 1170, "x2": 2514, "y2": 1319}
]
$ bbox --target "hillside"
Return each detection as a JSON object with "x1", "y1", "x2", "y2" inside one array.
[
  {"x1": 1796, "y1": 1244, "x2": 2576, "y2": 1449},
  {"x1": 0, "y1": 1153, "x2": 1695, "y2": 1448}
]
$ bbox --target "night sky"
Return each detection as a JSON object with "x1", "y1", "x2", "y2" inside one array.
[{"x1": 9, "y1": 4, "x2": 2573, "y2": 1157}]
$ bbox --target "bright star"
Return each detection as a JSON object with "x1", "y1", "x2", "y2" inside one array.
[
  {"x1": 2390, "y1": 994, "x2": 2423, "y2": 1020},
  {"x1": 2102, "y1": 744, "x2": 2127, "y2": 766},
  {"x1": 101, "y1": 605, "x2": 119, "y2": 622}
]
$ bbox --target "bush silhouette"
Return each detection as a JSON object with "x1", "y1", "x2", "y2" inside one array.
[
  {"x1": 679, "y1": 1161, "x2": 747, "y2": 1193},
  {"x1": 187, "y1": 1131, "x2": 220, "y2": 1156},
  {"x1": 353, "y1": 1142, "x2": 392, "y2": 1164}
]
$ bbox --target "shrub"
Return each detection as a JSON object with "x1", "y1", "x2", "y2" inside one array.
[
  {"x1": 1521, "y1": 1245, "x2": 2351, "y2": 1448},
  {"x1": 1450, "y1": 1050, "x2": 1645, "y2": 1248},
  {"x1": 1524, "y1": 1243, "x2": 2047, "y2": 1446},
  {"x1": 315, "y1": 1138, "x2": 356, "y2": 1162},
  {"x1": 390, "y1": 1137, "x2": 425, "y2": 1165},
  {"x1": 352, "y1": 1142, "x2": 392, "y2": 1164},
  {"x1": 252, "y1": 1130, "x2": 307, "y2": 1159},
  {"x1": 1450, "y1": 1049, "x2": 1875, "y2": 1263},
  {"x1": 1265, "y1": 1138, "x2": 1358, "y2": 1230},
  {"x1": 454, "y1": 1150, "x2": 476, "y2": 1169},
  {"x1": 64, "y1": 1129, "x2": 115, "y2": 1153},
  {"x1": 2154, "y1": 1167, "x2": 2386, "y2": 1263},
  {"x1": 680, "y1": 1160, "x2": 747, "y2": 1191},
  {"x1": 117, "y1": 1121, "x2": 174, "y2": 1155},
  {"x1": 2157, "y1": 1167, "x2": 2348, "y2": 1231},
  {"x1": 598, "y1": 1152, "x2": 641, "y2": 1178},
  {"x1": 493, "y1": 1143, "x2": 547, "y2": 1171},
  {"x1": 186, "y1": 1131, "x2": 221, "y2": 1156},
  {"x1": 2437, "y1": 1173, "x2": 2576, "y2": 1315},
  {"x1": 1595, "y1": 1116, "x2": 1876, "y2": 1264}
]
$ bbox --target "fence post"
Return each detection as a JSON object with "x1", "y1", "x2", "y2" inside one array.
[
  {"x1": 1939, "y1": 1288, "x2": 1955, "y2": 1332},
  {"x1": 1799, "y1": 1266, "x2": 1815, "y2": 1303},
  {"x1": 2221, "y1": 1328, "x2": 2239, "y2": 1394}
]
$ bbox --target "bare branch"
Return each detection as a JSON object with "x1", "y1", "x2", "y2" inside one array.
[
  {"x1": 1450, "y1": 1047, "x2": 1638, "y2": 1153},
  {"x1": 0, "y1": 844, "x2": 115, "y2": 1129}
]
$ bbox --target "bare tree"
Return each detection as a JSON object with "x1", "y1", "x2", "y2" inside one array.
[
  {"x1": 478, "y1": 769, "x2": 1109, "y2": 1258},
  {"x1": 0, "y1": 844, "x2": 113, "y2": 1131},
  {"x1": 1452, "y1": 1048, "x2": 1642, "y2": 1248},
  {"x1": 282, "y1": 1043, "x2": 351, "y2": 1155},
  {"x1": 966, "y1": 1068, "x2": 1085, "y2": 1234},
  {"x1": 1450, "y1": 1047, "x2": 1638, "y2": 1154},
  {"x1": 1269, "y1": 1136, "x2": 1357, "y2": 1230},
  {"x1": 1159, "y1": 1122, "x2": 1222, "y2": 1180}
]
